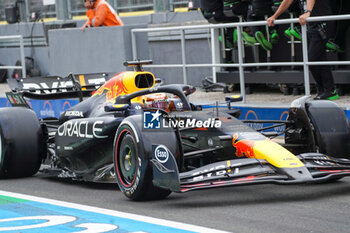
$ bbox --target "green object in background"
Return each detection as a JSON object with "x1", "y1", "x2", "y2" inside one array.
[
  {"x1": 326, "y1": 39, "x2": 344, "y2": 53},
  {"x1": 242, "y1": 31, "x2": 257, "y2": 46},
  {"x1": 219, "y1": 34, "x2": 234, "y2": 49},
  {"x1": 220, "y1": 27, "x2": 343, "y2": 53},
  {"x1": 233, "y1": 29, "x2": 238, "y2": 44},
  {"x1": 270, "y1": 29, "x2": 279, "y2": 44},
  {"x1": 290, "y1": 27, "x2": 302, "y2": 41},
  {"x1": 255, "y1": 31, "x2": 272, "y2": 51},
  {"x1": 328, "y1": 90, "x2": 339, "y2": 100},
  {"x1": 284, "y1": 27, "x2": 292, "y2": 39},
  {"x1": 225, "y1": 39, "x2": 233, "y2": 49}
]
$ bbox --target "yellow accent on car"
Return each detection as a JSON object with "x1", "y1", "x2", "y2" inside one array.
[
  {"x1": 122, "y1": 71, "x2": 155, "y2": 93},
  {"x1": 112, "y1": 104, "x2": 128, "y2": 108},
  {"x1": 93, "y1": 71, "x2": 155, "y2": 104},
  {"x1": 253, "y1": 140, "x2": 304, "y2": 168},
  {"x1": 227, "y1": 160, "x2": 231, "y2": 173},
  {"x1": 79, "y1": 75, "x2": 87, "y2": 91}
]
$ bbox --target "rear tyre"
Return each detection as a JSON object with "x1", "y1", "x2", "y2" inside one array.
[
  {"x1": 114, "y1": 118, "x2": 171, "y2": 201},
  {"x1": 0, "y1": 107, "x2": 45, "y2": 178}
]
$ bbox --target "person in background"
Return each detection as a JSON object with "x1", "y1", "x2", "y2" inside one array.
[
  {"x1": 267, "y1": 0, "x2": 339, "y2": 100},
  {"x1": 81, "y1": 0, "x2": 123, "y2": 31}
]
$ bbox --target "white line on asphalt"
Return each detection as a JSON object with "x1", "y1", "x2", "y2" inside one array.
[{"x1": 0, "y1": 190, "x2": 230, "y2": 233}]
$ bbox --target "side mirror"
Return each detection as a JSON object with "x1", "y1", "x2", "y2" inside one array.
[
  {"x1": 183, "y1": 86, "x2": 196, "y2": 96},
  {"x1": 155, "y1": 78, "x2": 162, "y2": 84},
  {"x1": 225, "y1": 95, "x2": 243, "y2": 103},
  {"x1": 104, "y1": 103, "x2": 129, "y2": 112},
  {"x1": 225, "y1": 95, "x2": 243, "y2": 109}
]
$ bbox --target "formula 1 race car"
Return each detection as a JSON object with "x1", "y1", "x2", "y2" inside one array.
[{"x1": 1, "y1": 60, "x2": 350, "y2": 201}]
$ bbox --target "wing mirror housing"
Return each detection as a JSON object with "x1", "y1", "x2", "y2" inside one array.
[
  {"x1": 225, "y1": 95, "x2": 243, "y2": 109},
  {"x1": 104, "y1": 103, "x2": 129, "y2": 112}
]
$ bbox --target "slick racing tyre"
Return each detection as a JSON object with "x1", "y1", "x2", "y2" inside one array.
[
  {"x1": 0, "y1": 107, "x2": 45, "y2": 178},
  {"x1": 306, "y1": 100, "x2": 350, "y2": 159},
  {"x1": 114, "y1": 116, "x2": 171, "y2": 201}
]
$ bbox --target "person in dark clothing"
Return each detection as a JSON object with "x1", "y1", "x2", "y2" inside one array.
[{"x1": 267, "y1": 0, "x2": 339, "y2": 100}]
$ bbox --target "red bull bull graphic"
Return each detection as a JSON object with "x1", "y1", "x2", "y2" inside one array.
[
  {"x1": 93, "y1": 72, "x2": 128, "y2": 102},
  {"x1": 107, "y1": 73, "x2": 129, "y2": 100},
  {"x1": 232, "y1": 133, "x2": 256, "y2": 158},
  {"x1": 232, "y1": 133, "x2": 304, "y2": 168},
  {"x1": 93, "y1": 71, "x2": 155, "y2": 103}
]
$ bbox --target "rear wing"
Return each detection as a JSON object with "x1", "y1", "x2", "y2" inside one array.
[{"x1": 7, "y1": 73, "x2": 109, "y2": 101}]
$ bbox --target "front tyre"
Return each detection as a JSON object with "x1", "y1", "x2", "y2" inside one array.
[{"x1": 114, "y1": 119, "x2": 171, "y2": 201}]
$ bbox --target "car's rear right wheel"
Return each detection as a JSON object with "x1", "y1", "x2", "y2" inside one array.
[{"x1": 0, "y1": 107, "x2": 45, "y2": 178}]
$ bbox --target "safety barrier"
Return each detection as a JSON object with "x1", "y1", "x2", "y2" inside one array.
[
  {"x1": 131, "y1": 14, "x2": 350, "y2": 103},
  {"x1": 0, "y1": 35, "x2": 26, "y2": 78}
]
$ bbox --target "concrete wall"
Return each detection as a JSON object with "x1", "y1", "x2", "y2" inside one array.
[
  {"x1": 0, "y1": 11, "x2": 211, "y2": 85},
  {"x1": 148, "y1": 38, "x2": 211, "y2": 86},
  {"x1": 48, "y1": 25, "x2": 148, "y2": 76}
]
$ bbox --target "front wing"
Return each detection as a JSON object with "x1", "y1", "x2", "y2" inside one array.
[{"x1": 151, "y1": 149, "x2": 350, "y2": 193}]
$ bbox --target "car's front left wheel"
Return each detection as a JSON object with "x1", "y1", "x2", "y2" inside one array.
[{"x1": 114, "y1": 118, "x2": 171, "y2": 201}]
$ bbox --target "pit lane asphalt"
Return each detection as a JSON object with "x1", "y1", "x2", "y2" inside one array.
[{"x1": 2, "y1": 175, "x2": 350, "y2": 233}]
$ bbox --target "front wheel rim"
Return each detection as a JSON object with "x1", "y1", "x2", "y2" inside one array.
[{"x1": 118, "y1": 133, "x2": 137, "y2": 186}]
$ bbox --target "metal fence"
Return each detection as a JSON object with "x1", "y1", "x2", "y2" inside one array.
[
  {"x1": 131, "y1": 14, "x2": 350, "y2": 103},
  {"x1": 0, "y1": 35, "x2": 26, "y2": 78}
]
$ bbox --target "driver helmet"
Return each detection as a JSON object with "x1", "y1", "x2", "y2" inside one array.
[{"x1": 142, "y1": 93, "x2": 173, "y2": 112}]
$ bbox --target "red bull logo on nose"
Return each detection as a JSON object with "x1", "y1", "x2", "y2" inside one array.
[{"x1": 232, "y1": 134, "x2": 256, "y2": 158}]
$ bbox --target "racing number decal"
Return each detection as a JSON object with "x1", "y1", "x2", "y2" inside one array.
[{"x1": 0, "y1": 215, "x2": 118, "y2": 232}]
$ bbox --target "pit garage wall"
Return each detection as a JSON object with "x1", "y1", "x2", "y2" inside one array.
[
  {"x1": 0, "y1": 11, "x2": 211, "y2": 86},
  {"x1": 0, "y1": 23, "x2": 148, "y2": 77},
  {"x1": 48, "y1": 24, "x2": 149, "y2": 77}
]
